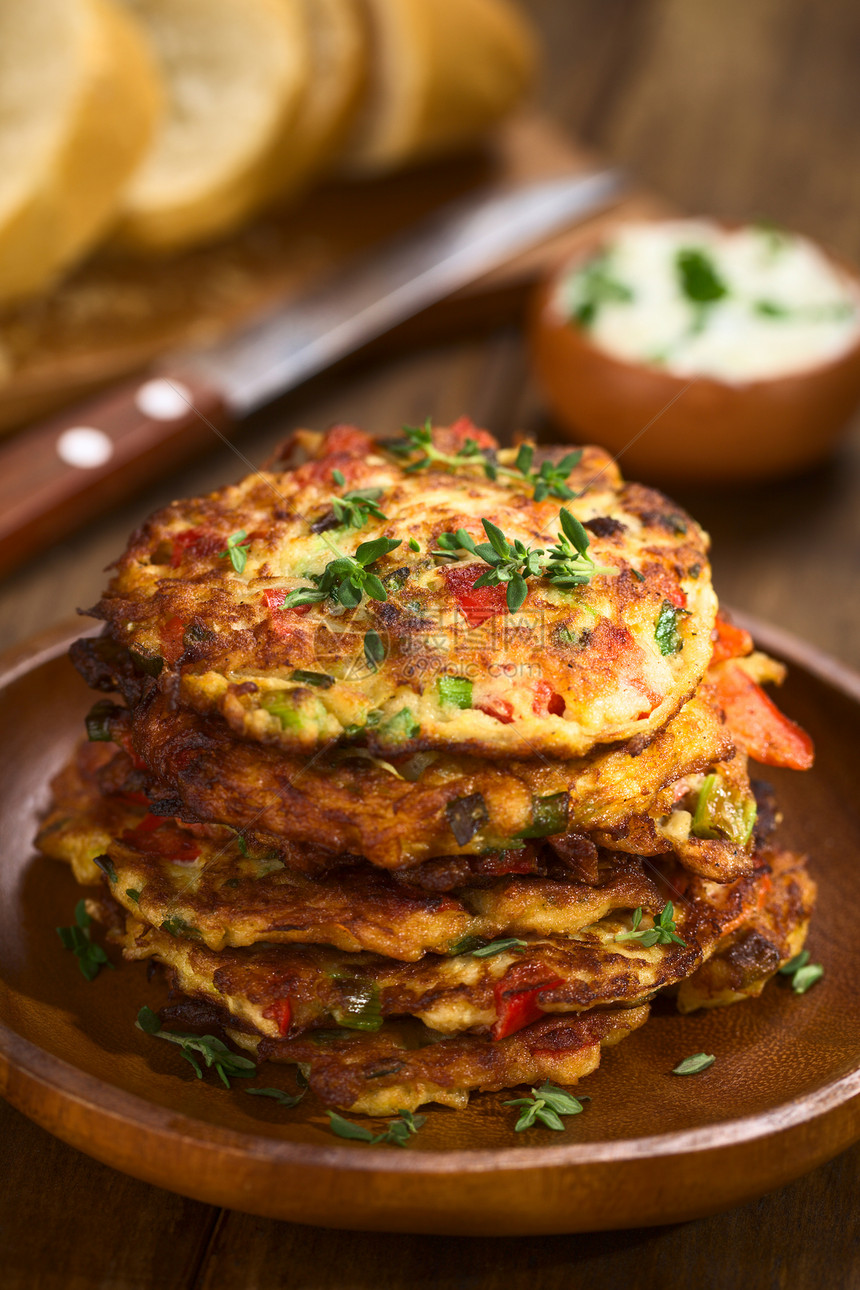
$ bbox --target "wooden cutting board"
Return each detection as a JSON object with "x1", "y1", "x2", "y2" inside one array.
[{"x1": 0, "y1": 113, "x2": 669, "y2": 434}]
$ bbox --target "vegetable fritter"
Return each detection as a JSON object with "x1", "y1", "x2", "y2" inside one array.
[
  {"x1": 82, "y1": 678, "x2": 759, "y2": 879},
  {"x1": 83, "y1": 421, "x2": 717, "y2": 759},
  {"x1": 111, "y1": 851, "x2": 803, "y2": 1043}
]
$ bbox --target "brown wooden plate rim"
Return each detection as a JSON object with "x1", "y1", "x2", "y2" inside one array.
[{"x1": 1, "y1": 614, "x2": 859, "y2": 1179}]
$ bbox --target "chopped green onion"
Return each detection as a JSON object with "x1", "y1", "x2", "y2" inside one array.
[
  {"x1": 516, "y1": 792, "x2": 570, "y2": 840},
  {"x1": 436, "y1": 675, "x2": 473, "y2": 709}
]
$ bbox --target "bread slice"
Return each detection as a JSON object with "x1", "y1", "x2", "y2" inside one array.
[
  {"x1": 338, "y1": 0, "x2": 538, "y2": 174},
  {"x1": 114, "y1": 0, "x2": 311, "y2": 252},
  {"x1": 0, "y1": 0, "x2": 161, "y2": 304},
  {"x1": 262, "y1": 0, "x2": 367, "y2": 205}
]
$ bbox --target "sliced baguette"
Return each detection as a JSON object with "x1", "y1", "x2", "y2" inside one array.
[
  {"x1": 0, "y1": 0, "x2": 161, "y2": 304},
  {"x1": 262, "y1": 0, "x2": 367, "y2": 205},
  {"x1": 339, "y1": 0, "x2": 538, "y2": 174},
  {"x1": 114, "y1": 0, "x2": 311, "y2": 253}
]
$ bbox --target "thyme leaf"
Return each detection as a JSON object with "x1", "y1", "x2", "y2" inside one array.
[
  {"x1": 504, "y1": 1080, "x2": 589, "y2": 1132},
  {"x1": 615, "y1": 902, "x2": 687, "y2": 948},
  {"x1": 135, "y1": 1006, "x2": 257, "y2": 1088}
]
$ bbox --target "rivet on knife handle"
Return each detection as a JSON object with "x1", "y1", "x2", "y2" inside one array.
[{"x1": 0, "y1": 370, "x2": 229, "y2": 580}]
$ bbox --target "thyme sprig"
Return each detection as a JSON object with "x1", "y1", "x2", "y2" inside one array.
[
  {"x1": 615, "y1": 902, "x2": 687, "y2": 949},
  {"x1": 504, "y1": 1081, "x2": 589, "y2": 1132},
  {"x1": 218, "y1": 529, "x2": 251, "y2": 574},
  {"x1": 389, "y1": 420, "x2": 582, "y2": 503},
  {"x1": 57, "y1": 899, "x2": 114, "y2": 981},
  {"x1": 281, "y1": 536, "x2": 402, "y2": 611},
  {"x1": 326, "y1": 1108, "x2": 426, "y2": 1147},
  {"x1": 330, "y1": 469, "x2": 388, "y2": 529},
  {"x1": 136, "y1": 1006, "x2": 257, "y2": 1088},
  {"x1": 435, "y1": 510, "x2": 613, "y2": 613}
]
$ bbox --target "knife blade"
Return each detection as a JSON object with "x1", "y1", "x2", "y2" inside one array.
[
  {"x1": 0, "y1": 167, "x2": 625, "y2": 577},
  {"x1": 183, "y1": 169, "x2": 625, "y2": 414}
]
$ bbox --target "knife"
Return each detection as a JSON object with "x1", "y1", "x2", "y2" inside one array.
[{"x1": 0, "y1": 168, "x2": 624, "y2": 577}]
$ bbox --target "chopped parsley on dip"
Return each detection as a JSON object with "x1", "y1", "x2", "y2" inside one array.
[{"x1": 557, "y1": 220, "x2": 860, "y2": 384}]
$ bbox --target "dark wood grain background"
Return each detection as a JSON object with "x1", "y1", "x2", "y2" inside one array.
[{"x1": 2, "y1": 1, "x2": 859, "y2": 1285}]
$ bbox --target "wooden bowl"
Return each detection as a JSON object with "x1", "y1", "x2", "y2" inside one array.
[
  {"x1": 1, "y1": 620, "x2": 859, "y2": 1235},
  {"x1": 529, "y1": 248, "x2": 860, "y2": 484}
]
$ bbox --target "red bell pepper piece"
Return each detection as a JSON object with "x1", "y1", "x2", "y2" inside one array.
[
  {"x1": 475, "y1": 697, "x2": 514, "y2": 724},
  {"x1": 441, "y1": 563, "x2": 511, "y2": 628},
  {"x1": 491, "y1": 976, "x2": 564, "y2": 1041},
  {"x1": 532, "y1": 679, "x2": 566, "y2": 716},
  {"x1": 713, "y1": 664, "x2": 813, "y2": 770},
  {"x1": 160, "y1": 615, "x2": 185, "y2": 665},
  {"x1": 433, "y1": 416, "x2": 498, "y2": 456},
  {"x1": 321, "y1": 423, "x2": 375, "y2": 457},
  {"x1": 263, "y1": 588, "x2": 311, "y2": 615},
  {"x1": 169, "y1": 527, "x2": 221, "y2": 568},
  {"x1": 263, "y1": 999, "x2": 292, "y2": 1037},
  {"x1": 710, "y1": 614, "x2": 754, "y2": 665},
  {"x1": 124, "y1": 816, "x2": 201, "y2": 862}
]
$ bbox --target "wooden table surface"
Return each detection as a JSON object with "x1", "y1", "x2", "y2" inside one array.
[{"x1": 3, "y1": 1, "x2": 860, "y2": 1285}]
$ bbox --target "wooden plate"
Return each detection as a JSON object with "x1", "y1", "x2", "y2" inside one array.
[{"x1": 1, "y1": 616, "x2": 858, "y2": 1235}]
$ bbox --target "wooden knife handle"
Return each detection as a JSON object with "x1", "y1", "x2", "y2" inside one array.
[{"x1": 0, "y1": 369, "x2": 230, "y2": 580}]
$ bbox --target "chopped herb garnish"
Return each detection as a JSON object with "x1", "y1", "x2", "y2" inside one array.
[
  {"x1": 129, "y1": 646, "x2": 164, "y2": 678},
  {"x1": 676, "y1": 247, "x2": 728, "y2": 305},
  {"x1": 245, "y1": 1071, "x2": 308, "y2": 1109},
  {"x1": 563, "y1": 250, "x2": 634, "y2": 329},
  {"x1": 791, "y1": 963, "x2": 824, "y2": 994},
  {"x1": 326, "y1": 1108, "x2": 426, "y2": 1147},
  {"x1": 236, "y1": 833, "x2": 250, "y2": 858},
  {"x1": 779, "y1": 949, "x2": 809, "y2": 976},
  {"x1": 470, "y1": 938, "x2": 528, "y2": 959},
  {"x1": 780, "y1": 951, "x2": 823, "y2": 994},
  {"x1": 408, "y1": 538, "x2": 421, "y2": 552},
  {"x1": 615, "y1": 902, "x2": 687, "y2": 948},
  {"x1": 56, "y1": 899, "x2": 114, "y2": 981},
  {"x1": 364, "y1": 630, "x2": 385, "y2": 672},
  {"x1": 655, "y1": 601, "x2": 684, "y2": 655},
  {"x1": 218, "y1": 530, "x2": 251, "y2": 574},
  {"x1": 125, "y1": 888, "x2": 141, "y2": 903},
  {"x1": 504, "y1": 1081, "x2": 589, "y2": 1132},
  {"x1": 672, "y1": 1052, "x2": 716, "y2": 1076},
  {"x1": 448, "y1": 934, "x2": 488, "y2": 956},
  {"x1": 160, "y1": 916, "x2": 198, "y2": 939},
  {"x1": 93, "y1": 854, "x2": 117, "y2": 884},
  {"x1": 281, "y1": 536, "x2": 402, "y2": 611},
  {"x1": 290, "y1": 669, "x2": 335, "y2": 688},
  {"x1": 136, "y1": 1006, "x2": 257, "y2": 1088},
  {"x1": 445, "y1": 792, "x2": 489, "y2": 846},
  {"x1": 754, "y1": 299, "x2": 854, "y2": 323},
  {"x1": 388, "y1": 420, "x2": 582, "y2": 503},
  {"x1": 754, "y1": 299, "x2": 790, "y2": 319},
  {"x1": 85, "y1": 699, "x2": 117, "y2": 742}
]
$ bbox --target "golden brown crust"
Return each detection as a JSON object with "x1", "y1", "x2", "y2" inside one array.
[
  {"x1": 97, "y1": 675, "x2": 747, "y2": 876},
  {"x1": 676, "y1": 850, "x2": 816, "y2": 1011},
  {"x1": 253, "y1": 1007, "x2": 651, "y2": 1114},
  {"x1": 40, "y1": 744, "x2": 668, "y2": 960},
  {"x1": 114, "y1": 853, "x2": 779, "y2": 1042},
  {"x1": 82, "y1": 424, "x2": 717, "y2": 760}
]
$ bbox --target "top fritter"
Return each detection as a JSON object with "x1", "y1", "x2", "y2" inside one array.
[{"x1": 90, "y1": 419, "x2": 717, "y2": 759}]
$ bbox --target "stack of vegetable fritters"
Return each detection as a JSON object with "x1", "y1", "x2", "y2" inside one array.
[{"x1": 38, "y1": 420, "x2": 816, "y2": 1114}]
